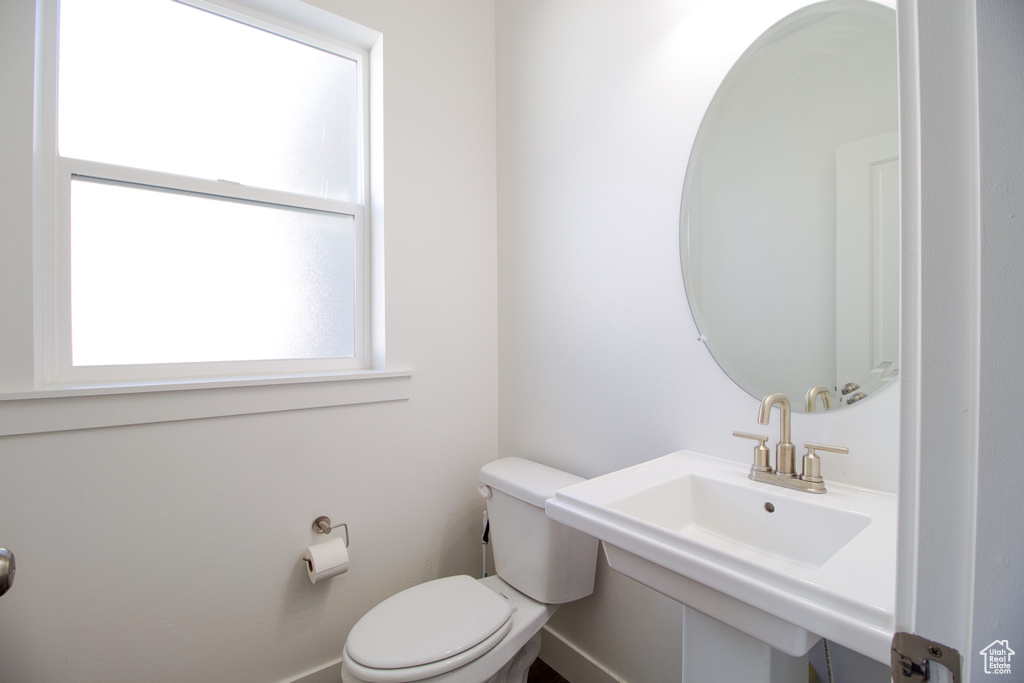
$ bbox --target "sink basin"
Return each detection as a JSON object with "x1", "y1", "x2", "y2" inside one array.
[
  {"x1": 607, "y1": 472, "x2": 873, "y2": 569},
  {"x1": 545, "y1": 451, "x2": 896, "y2": 663}
]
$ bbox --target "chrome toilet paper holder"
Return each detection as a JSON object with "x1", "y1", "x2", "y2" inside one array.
[{"x1": 312, "y1": 516, "x2": 349, "y2": 547}]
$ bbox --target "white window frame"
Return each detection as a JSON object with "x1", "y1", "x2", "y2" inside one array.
[{"x1": 38, "y1": 0, "x2": 378, "y2": 387}]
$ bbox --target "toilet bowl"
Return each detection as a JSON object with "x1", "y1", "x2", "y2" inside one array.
[
  {"x1": 341, "y1": 459, "x2": 599, "y2": 683},
  {"x1": 341, "y1": 575, "x2": 554, "y2": 683}
]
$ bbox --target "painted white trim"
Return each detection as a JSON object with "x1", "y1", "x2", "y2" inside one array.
[
  {"x1": 367, "y1": 33, "x2": 385, "y2": 372},
  {"x1": 185, "y1": 0, "x2": 381, "y2": 53},
  {"x1": 0, "y1": 370, "x2": 411, "y2": 436},
  {"x1": 62, "y1": 159, "x2": 365, "y2": 215},
  {"x1": 181, "y1": 0, "x2": 368, "y2": 61},
  {"x1": 895, "y1": 0, "x2": 923, "y2": 640},
  {"x1": 897, "y1": 0, "x2": 983, "y2": 677},
  {"x1": 284, "y1": 656, "x2": 345, "y2": 683},
  {"x1": 35, "y1": 0, "x2": 381, "y2": 388},
  {"x1": 282, "y1": 627, "x2": 622, "y2": 683},
  {"x1": 539, "y1": 624, "x2": 626, "y2": 683}
]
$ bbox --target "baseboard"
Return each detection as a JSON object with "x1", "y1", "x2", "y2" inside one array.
[
  {"x1": 539, "y1": 624, "x2": 626, "y2": 683},
  {"x1": 285, "y1": 656, "x2": 343, "y2": 683},
  {"x1": 285, "y1": 627, "x2": 626, "y2": 683}
]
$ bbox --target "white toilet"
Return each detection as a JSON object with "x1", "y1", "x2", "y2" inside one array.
[{"x1": 341, "y1": 458, "x2": 599, "y2": 683}]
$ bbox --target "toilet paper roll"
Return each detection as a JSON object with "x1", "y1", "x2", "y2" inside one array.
[{"x1": 303, "y1": 537, "x2": 349, "y2": 584}]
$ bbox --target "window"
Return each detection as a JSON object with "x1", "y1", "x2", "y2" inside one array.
[{"x1": 43, "y1": 0, "x2": 374, "y2": 384}]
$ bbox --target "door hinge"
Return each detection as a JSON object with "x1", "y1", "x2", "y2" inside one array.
[{"x1": 892, "y1": 632, "x2": 962, "y2": 683}]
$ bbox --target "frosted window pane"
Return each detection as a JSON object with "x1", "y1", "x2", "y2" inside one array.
[
  {"x1": 58, "y1": 0, "x2": 359, "y2": 201},
  {"x1": 70, "y1": 179, "x2": 355, "y2": 366}
]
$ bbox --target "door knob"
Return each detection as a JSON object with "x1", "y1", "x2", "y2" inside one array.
[{"x1": 0, "y1": 548, "x2": 15, "y2": 597}]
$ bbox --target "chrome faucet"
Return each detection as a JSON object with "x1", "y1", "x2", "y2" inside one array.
[
  {"x1": 732, "y1": 392, "x2": 849, "y2": 493},
  {"x1": 758, "y1": 392, "x2": 796, "y2": 477}
]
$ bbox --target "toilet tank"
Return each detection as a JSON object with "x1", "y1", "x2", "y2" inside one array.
[{"x1": 479, "y1": 458, "x2": 599, "y2": 604}]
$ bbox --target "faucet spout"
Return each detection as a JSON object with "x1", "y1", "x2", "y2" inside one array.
[
  {"x1": 757, "y1": 393, "x2": 796, "y2": 476},
  {"x1": 758, "y1": 392, "x2": 790, "y2": 442},
  {"x1": 805, "y1": 386, "x2": 834, "y2": 412}
]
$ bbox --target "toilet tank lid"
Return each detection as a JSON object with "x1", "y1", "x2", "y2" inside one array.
[{"x1": 479, "y1": 458, "x2": 584, "y2": 508}]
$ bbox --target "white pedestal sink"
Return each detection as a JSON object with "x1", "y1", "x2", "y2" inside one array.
[{"x1": 545, "y1": 450, "x2": 896, "y2": 665}]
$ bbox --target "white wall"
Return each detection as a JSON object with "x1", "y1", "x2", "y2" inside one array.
[
  {"x1": 495, "y1": 0, "x2": 901, "y2": 681},
  {"x1": 972, "y1": 2, "x2": 1024, "y2": 676},
  {"x1": 0, "y1": 1, "x2": 498, "y2": 681}
]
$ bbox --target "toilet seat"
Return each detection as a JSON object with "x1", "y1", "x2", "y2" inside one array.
[{"x1": 344, "y1": 575, "x2": 514, "y2": 683}]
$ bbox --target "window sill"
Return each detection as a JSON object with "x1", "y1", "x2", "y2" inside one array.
[{"x1": 0, "y1": 370, "x2": 412, "y2": 436}]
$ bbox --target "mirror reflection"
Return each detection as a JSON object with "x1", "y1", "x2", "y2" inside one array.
[{"x1": 680, "y1": 0, "x2": 898, "y2": 412}]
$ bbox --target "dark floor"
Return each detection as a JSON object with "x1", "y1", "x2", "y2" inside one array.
[{"x1": 528, "y1": 659, "x2": 571, "y2": 683}]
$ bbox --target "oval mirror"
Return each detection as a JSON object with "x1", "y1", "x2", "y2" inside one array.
[{"x1": 680, "y1": 0, "x2": 898, "y2": 413}]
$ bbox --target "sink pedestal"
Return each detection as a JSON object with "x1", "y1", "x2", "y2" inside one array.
[
  {"x1": 683, "y1": 608, "x2": 807, "y2": 683},
  {"x1": 602, "y1": 544, "x2": 820, "y2": 656}
]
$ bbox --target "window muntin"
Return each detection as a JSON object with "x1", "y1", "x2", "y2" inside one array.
[{"x1": 47, "y1": 0, "x2": 370, "y2": 384}]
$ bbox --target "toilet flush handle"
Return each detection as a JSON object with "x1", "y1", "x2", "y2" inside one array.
[{"x1": 477, "y1": 485, "x2": 492, "y2": 499}]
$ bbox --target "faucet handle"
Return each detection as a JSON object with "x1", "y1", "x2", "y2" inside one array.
[
  {"x1": 800, "y1": 442, "x2": 849, "y2": 484},
  {"x1": 733, "y1": 431, "x2": 772, "y2": 472}
]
